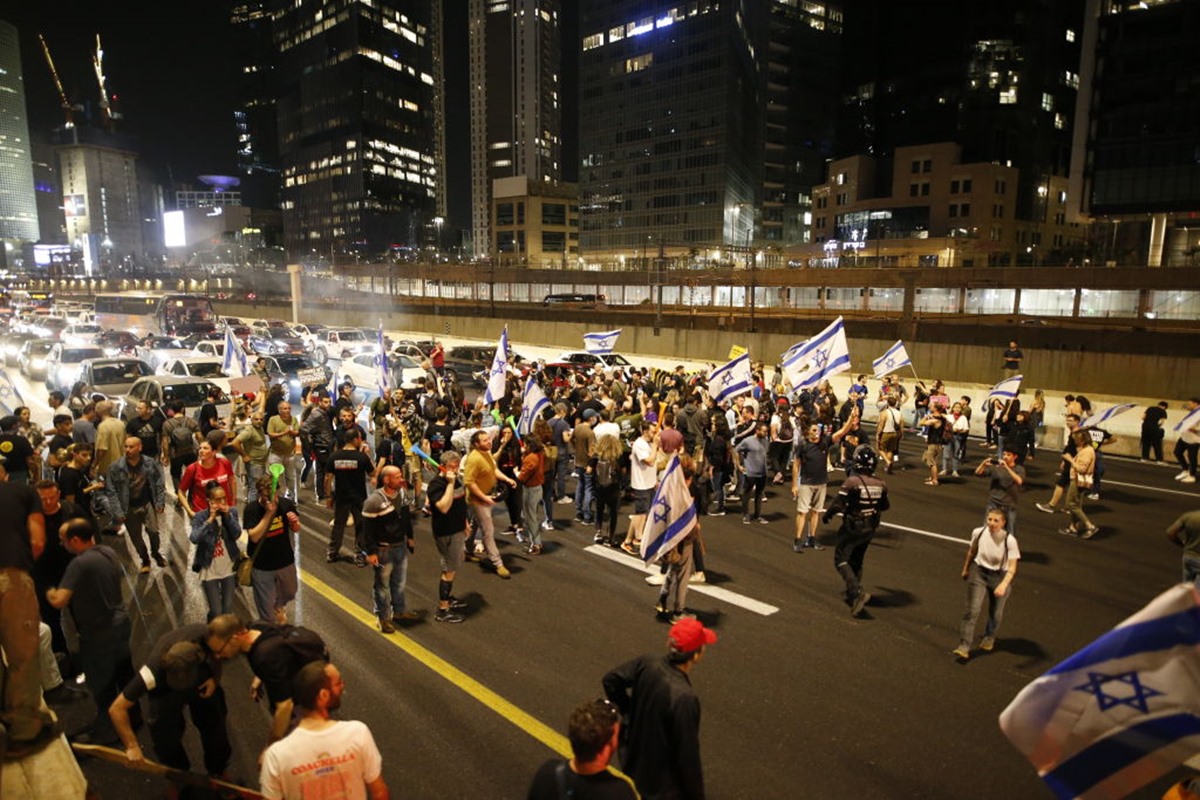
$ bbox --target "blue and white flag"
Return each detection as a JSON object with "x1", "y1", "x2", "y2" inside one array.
[
  {"x1": 0, "y1": 369, "x2": 24, "y2": 413},
  {"x1": 1175, "y1": 405, "x2": 1200, "y2": 434},
  {"x1": 483, "y1": 326, "x2": 509, "y2": 405},
  {"x1": 1000, "y1": 583, "x2": 1200, "y2": 800},
  {"x1": 583, "y1": 329, "x2": 621, "y2": 354},
  {"x1": 1079, "y1": 403, "x2": 1136, "y2": 431},
  {"x1": 872, "y1": 340, "x2": 912, "y2": 380},
  {"x1": 640, "y1": 455, "x2": 698, "y2": 565},
  {"x1": 988, "y1": 374, "x2": 1023, "y2": 402},
  {"x1": 517, "y1": 375, "x2": 550, "y2": 436},
  {"x1": 222, "y1": 324, "x2": 248, "y2": 379},
  {"x1": 374, "y1": 322, "x2": 390, "y2": 398},
  {"x1": 781, "y1": 316, "x2": 852, "y2": 391},
  {"x1": 708, "y1": 353, "x2": 753, "y2": 404}
]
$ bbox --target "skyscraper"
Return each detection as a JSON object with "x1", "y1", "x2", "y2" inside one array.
[
  {"x1": 577, "y1": 1, "x2": 762, "y2": 261},
  {"x1": 272, "y1": 0, "x2": 443, "y2": 263},
  {"x1": 231, "y1": 0, "x2": 281, "y2": 206},
  {"x1": 0, "y1": 19, "x2": 42, "y2": 257},
  {"x1": 468, "y1": 0, "x2": 563, "y2": 260}
]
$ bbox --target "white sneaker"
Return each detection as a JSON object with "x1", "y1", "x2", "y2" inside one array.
[
  {"x1": 1177, "y1": 471, "x2": 1191, "y2": 481},
  {"x1": 644, "y1": 573, "x2": 666, "y2": 585},
  {"x1": 689, "y1": 571, "x2": 706, "y2": 584},
  {"x1": 473, "y1": 541, "x2": 485, "y2": 555},
  {"x1": 1183, "y1": 475, "x2": 1197, "y2": 484},
  {"x1": 556, "y1": 497, "x2": 574, "y2": 505},
  {"x1": 541, "y1": 520, "x2": 555, "y2": 531}
]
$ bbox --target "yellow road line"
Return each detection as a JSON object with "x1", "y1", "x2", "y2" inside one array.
[{"x1": 300, "y1": 570, "x2": 572, "y2": 756}]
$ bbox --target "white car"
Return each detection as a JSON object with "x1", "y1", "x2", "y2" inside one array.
[
  {"x1": 290, "y1": 323, "x2": 328, "y2": 348},
  {"x1": 159, "y1": 356, "x2": 232, "y2": 394},
  {"x1": 249, "y1": 318, "x2": 290, "y2": 336},
  {"x1": 136, "y1": 336, "x2": 193, "y2": 371},
  {"x1": 337, "y1": 352, "x2": 425, "y2": 393},
  {"x1": 313, "y1": 328, "x2": 377, "y2": 364},
  {"x1": 192, "y1": 340, "x2": 226, "y2": 360},
  {"x1": 61, "y1": 323, "x2": 103, "y2": 347}
]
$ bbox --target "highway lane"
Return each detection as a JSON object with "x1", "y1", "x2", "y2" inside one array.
[{"x1": 7, "y1": 359, "x2": 1197, "y2": 798}]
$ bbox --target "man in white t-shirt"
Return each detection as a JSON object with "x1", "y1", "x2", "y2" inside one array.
[
  {"x1": 260, "y1": 661, "x2": 388, "y2": 800},
  {"x1": 621, "y1": 421, "x2": 660, "y2": 554}
]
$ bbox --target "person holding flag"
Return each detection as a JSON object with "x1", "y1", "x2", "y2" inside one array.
[
  {"x1": 483, "y1": 327, "x2": 510, "y2": 408},
  {"x1": 641, "y1": 454, "x2": 700, "y2": 623},
  {"x1": 1174, "y1": 397, "x2": 1200, "y2": 485}
]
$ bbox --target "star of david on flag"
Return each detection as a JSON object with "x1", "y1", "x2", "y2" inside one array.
[
  {"x1": 639, "y1": 455, "x2": 697, "y2": 565},
  {"x1": 1000, "y1": 583, "x2": 1200, "y2": 800},
  {"x1": 375, "y1": 321, "x2": 390, "y2": 398},
  {"x1": 1175, "y1": 405, "x2": 1200, "y2": 435},
  {"x1": 872, "y1": 340, "x2": 912, "y2": 380},
  {"x1": 483, "y1": 326, "x2": 509, "y2": 405},
  {"x1": 1078, "y1": 403, "x2": 1136, "y2": 431},
  {"x1": 781, "y1": 316, "x2": 852, "y2": 391},
  {"x1": 222, "y1": 323, "x2": 248, "y2": 379},
  {"x1": 583, "y1": 329, "x2": 621, "y2": 354},
  {"x1": 517, "y1": 375, "x2": 550, "y2": 436},
  {"x1": 988, "y1": 374, "x2": 1023, "y2": 403},
  {"x1": 707, "y1": 353, "x2": 753, "y2": 404}
]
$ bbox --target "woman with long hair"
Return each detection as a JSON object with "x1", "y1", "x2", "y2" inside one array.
[
  {"x1": 592, "y1": 434, "x2": 625, "y2": 547},
  {"x1": 177, "y1": 441, "x2": 237, "y2": 518}
]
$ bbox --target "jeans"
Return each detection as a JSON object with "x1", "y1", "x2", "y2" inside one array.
[
  {"x1": 1093, "y1": 450, "x2": 1106, "y2": 493},
  {"x1": 125, "y1": 503, "x2": 162, "y2": 565},
  {"x1": 593, "y1": 483, "x2": 620, "y2": 541},
  {"x1": 743, "y1": 474, "x2": 767, "y2": 519},
  {"x1": 958, "y1": 562, "x2": 1011, "y2": 648},
  {"x1": 574, "y1": 466, "x2": 594, "y2": 523},
  {"x1": 267, "y1": 452, "x2": 299, "y2": 501},
  {"x1": 372, "y1": 544, "x2": 410, "y2": 617},
  {"x1": 942, "y1": 435, "x2": 965, "y2": 475},
  {"x1": 201, "y1": 575, "x2": 237, "y2": 622},
  {"x1": 245, "y1": 460, "x2": 266, "y2": 493},
  {"x1": 541, "y1": 476, "x2": 555, "y2": 525},
  {"x1": 523, "y1": 484, "x2": 545, "y2": 547},
  {"x1": 251, "y1": 565, "x2": 298, "y2": 622},
  {"x1": 555, "y1": 453, "x2": 572, "y2": 499},
  {"x1": 711, "y1": 467, "x2": 727, "y2": 511}
]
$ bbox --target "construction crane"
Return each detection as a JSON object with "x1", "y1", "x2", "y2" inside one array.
[
  {"x1": 92, "y1": 34, "x2": 121, "y2": 127},
  {"x1": 38, "y1": 33, "x2": 76, "y2": 128}
]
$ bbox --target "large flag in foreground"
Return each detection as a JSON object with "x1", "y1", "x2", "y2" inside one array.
[
  {"x1": 872, "y1": 340, "x2": 912, "y2": 380},
  {"x1": 640, "y1": 455, "x2": 698, "y2": 565},
  {"x1": 708, "y1": 353, "x2": 753, "y2": 404},
  {"x1": 1000, "y1": 583, "x2": 1200, "y2": 800},
  {"x1": 222, "y1": 324, "x2": 248, "y2": 379},
  {"x1": 1079, "y1": 403, "x2": 1136, "y2": 431},
  {"x1": 781, "y1": 316, "x2": 851, "y2": 390},
  {"x1": 583, "y1": 329, "x2": 622, "y2": 354},
  {"x1": 988, "y1": 374, "x2": 1023, "y2": 402},
  {"x1": 517, "y1": 375, "x2": 550, "y2": 435},
  {"x1": 483, "y1": 326, "x2": 509, "y2": 405}
]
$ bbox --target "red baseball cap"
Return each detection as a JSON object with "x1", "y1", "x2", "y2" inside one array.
[{"x1": 668, "y1": 618, "x2": 717, "y2": 653}]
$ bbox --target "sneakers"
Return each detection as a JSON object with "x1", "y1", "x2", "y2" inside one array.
[
  {"x1": 593, "y1": 531, "x2": 605, "y2": 544},
  {"x1": 447, "y1": 596, "x2": 468, "y2": 610},
  {"x1": 556, "y1": 496, "x2": 574, "y2": 504},
  {"x1": 979, "y1": 636, "x2": 996, "y2": 652},
  {"x1": 1058, "y1": 526, "x2": 1078, "y2": 536},
  {"x1": 1183, "y1": 475, "x2": 1197, "y2": 484},
  {"x1": 1080, "y1": 525, "x2": 1100, "y2": 540},
  {"x1": 951, "y1": 471, "x2": 960, "y2": 478},
  {"x1": 153, "y1": 552, "x2": 168, "y2": 568},
  {"x1": 1036, "y1": 503, "x2": 1057, "y2": 514},
  {"x1": 378, "y1": 616, "x2": 396, "y2": 634},
  {"x1": 1176, "y1": 470, "x2": 1191, "y2": 481},
  {"x1": 710, "y1": 509, "x2": 726, "y2": 516},
  {"x1": 689, "y1": 571, "x2": 706, "y2": 584},
  {"x1": 524, "y1": 544, "x2": 543, "y2": 555},
  {"x1": 851, "y1": 591, "x2": 871, "y2": 617},
  {"x1": 645, "y1": 572, "x2": 666, "y2": 586},
  {"x1": 1087, "y1": 492, "x2": 1100, "y2": 501},
  {"x1": 435, "y1": 609, "x2": 465, "y2": 623},
  {"x1": 353, "y1": 552, "x2": 367, "y2": 568},
  {"x1": 495, "y1": 565, "x2": 512, "y2": 579},
  {"x1": 952, "y1": 646, "x2": 971, "y2": 661},
  {"x1": 474, "y1": 541, "x2": 485, "y2": 556},
  {"x1": 392, "y1": 611, "x2": 420, "y2": 623},
  {"x1": 804, "y1": 537, "x2": 824, "y2": 551},
  {"x1": 756, "y1": 517, "x2": 770, "y2": 525},
  {"x1": 792, "y1": 539, "x2": 805, "y2": 553},
  {"x1": 326, "y1": 552, "x2": 339, "y2": 563},
  {"x1": 139, "y1": 561, "x2": 152, "y2": 574},
  {"x1": 499, "y1": 525, "x2": 517, "y2": 536},
  {"x1": 541, "y1": 520, "x2": 555, "y2": 531},
  {"x1": 742, "y1": 516, "x2": 752, "y2": 525}
]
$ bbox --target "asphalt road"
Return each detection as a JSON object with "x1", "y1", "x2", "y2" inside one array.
[{"x1": 9, "y1": 361, "x2": 1198, "y2": 799}]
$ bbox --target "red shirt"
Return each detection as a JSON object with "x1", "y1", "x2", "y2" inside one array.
[
  {"x1": 431, "y1": 345, "x2": 445, "y2": 369},
  {"x1": 179, "y1": 457, "x2": 235, "y2": 512}
]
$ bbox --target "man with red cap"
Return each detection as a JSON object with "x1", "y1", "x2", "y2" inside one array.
[{"x1": 601, "y1": 617, "x2": 716, "y2": 799}]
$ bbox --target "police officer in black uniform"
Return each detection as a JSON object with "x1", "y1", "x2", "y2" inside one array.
[{"x1": 823, "y1": 447, "x2": 890, "y2": 617}]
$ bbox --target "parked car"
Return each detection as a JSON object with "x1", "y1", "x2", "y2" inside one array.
[
  {"x1": 44, "y1": 344, "x2": 107, "y2": 392},
  {"x1": 1, "y1": 331, "x2": 35, "y2": 367},
  {"x1": 290, "y1": 323, "x2": 328, "y2": 348},
  {"x1": 116, "y1": 376, "x2": 232, "y2": 422},
  {"x1": 61, "y1": 323, "x2": 103, "y2": 347},
  {"x1": 442, "y1": 344, "x2": 525, "y2": 384},
  {"x1": 249, "y1": 327, "x2": 309, "y2": 356},
  {"x1": 555, "y1": 351, "x2": 636, "y2": 371},
  {"x1": 390, "y1": 342, "x2": 428, "y2": 362},
  {"x1": 77, "y1": 358, "x2": 156, "y2": 400},
  {"x1": 192, "y1": 340, "x2": 227, "y2": 360},
  {"x1": 249, "y1": 318, "x2": 290, "y2": 336},
  {"x1": 313, "y1": 328, "x2": 377, "y2": 364},
  {"x1": 27, "y1": 316, "x2": 69, "y2": 340},
  {"x1": 159, "y1": 356, "x2": 232, "y2": 394},
  {"x1": 16, "y1": 339, "x2": 56, "y2": 380},
  {"x1": 95, "y1": 330, "x2": 141, "y2": 357},
  {"x1": 337, "y1": 352, "x2": 425, "y2": 393},
  {"x1": 136, "y1": 336, "x2": 193, "y2": 371}
]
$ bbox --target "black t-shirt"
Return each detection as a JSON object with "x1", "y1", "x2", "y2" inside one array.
[
  {"x1": 47, "y1": 433, "x2": 73, "y2": 458},
  {"x1": 1003, "y1": 348, "x2": 1023, "y2": 369},
  {"x1": 0, "y1": 432, "x2": 34, "y2": 474},
  {"x1": 122, "y1": 623, "x2": 214, "y2": 701},
  {"x1": 526, "y1": 759, "x2": 636, "y2": 800},
  {"x1": 426, "y1": 422, "x2": 454, "y2": 455},
  {"x1": 198, "y1": 402, "x2": 219, "y2": 436},
  {"x1": 59, "y1": 545, "x2": 125, "y2": 634},
  {"x1": 243, "y1": 497, "x2": 298, "y2": 571},
  {"x1": 1143, "y1": 406, "x2": 1168, "y2": 434},
  {"x1": 33, "y1": 500, "x2": 81, "y2": 584},
  {"x1": 126, "y1": 415, "x2": 163, "y2": 458},
  {"x1": 246, "y1": 622, "x2": 322, "y2": 708},
  {"x1": 328, "y1": 448, "x2": 374, "y2": 504},
  {"x1": 56, "y1": 465, "x2": 93, "y2": 517},
  {"x1": 427, "y1": 474, "x2": 468, "y2": 536},
  {"x1": 0, "y1": 482, "x2": 41, "y2": 571}
]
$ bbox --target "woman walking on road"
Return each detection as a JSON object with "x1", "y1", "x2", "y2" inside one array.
[
  {"x1": 953, "y1": 509, "x2": 1019, "y2": 661},
  {"x1": 1059, "y1": 430, "x2": 1099, "y2": 539}
]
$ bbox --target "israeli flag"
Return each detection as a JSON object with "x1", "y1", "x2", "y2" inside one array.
[
  {"x1": 781, "y1": 316, "x2": 852, "y2": 391},
  {"x1": 584, "y1": 329, "x2": 621, "y2": 354},
  {"x1": 517, "y1": 375, "x2": 550, "y2": 435},
  {"x1": 1000, "y1": 583, "x2": 1200, "y2": 800},
  {"x1": 222, "y1": 324, "x2": 248, "y2": 379},
  {"x1": 708, "y1": 353, "x2": 753, "y2": 404},
  {"x1": 1175, "y1": 405, "x2": 1200, "y2": 434},
  {"x1": 483, "y1": 326, "x2": 509, "y2": 405},
  {"x1": 375, "y1": 322, "x2": 390, "y2": 398},
  {"x1": 872, "y1": 340, "x2": 912, "y2": 380},
  {"x1": 0, "y1": 369, "x2": 24, "y2": 413},
  {"x1": 640, "y1": 455, "x2": 698, "y2": 565},
  {"x1": 1079, "y1": 403, "x2": 1136, "y2": 431},
  {"x1": 988, "y1": 374, "x2": 1023, "y2": 402}
]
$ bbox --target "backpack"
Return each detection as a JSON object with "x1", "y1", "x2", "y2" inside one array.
[
  {"x1": 596, "y1": 457, "x2": 615, "y2": 488},
  {"x1": 272, "y1": 624, "x2": 329, "y2": 667},
  {"x1": 168, "y1": 418, "x2": 196, "y2": 453},
  {"x1": 422, "y1": 394, "x2": 440, "y2": 422},
  {"x1": 778, "y1": 414, "x2": 794, "y2": 442}
]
